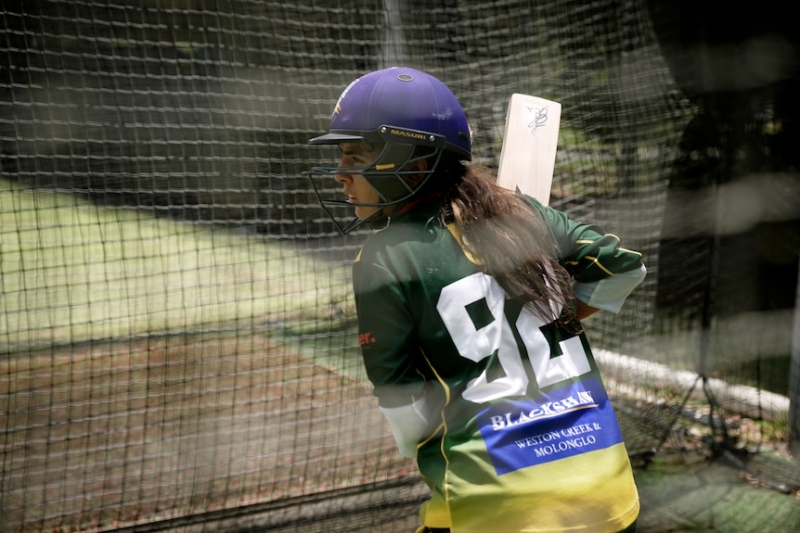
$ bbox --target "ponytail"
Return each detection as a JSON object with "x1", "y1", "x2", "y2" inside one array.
[{"x1": 432, "y1": 156, "x2": 576, "y2": 324}]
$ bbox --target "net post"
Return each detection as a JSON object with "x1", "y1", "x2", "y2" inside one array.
[{"x1": 789, "y1": 251, "x2": 800, "y2": 459}]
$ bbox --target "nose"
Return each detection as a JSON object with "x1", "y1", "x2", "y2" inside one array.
[
  {"x1": 334, "y1": 170, "x2": 351, "y2": 184},
  {"x1": 334, "y1": 157, "x2": 353, "y2": 183}
]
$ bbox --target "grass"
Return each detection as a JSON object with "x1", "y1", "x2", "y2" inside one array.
[
  {"x1": 0, "y1": 180, "x2": 385, "y2": 532},
  {"x1": 634, "y1": 450, "x2": 800, "y2": 533},
  {"x1": 0, "y1": 179, "x2": 353, "y2": 351}
]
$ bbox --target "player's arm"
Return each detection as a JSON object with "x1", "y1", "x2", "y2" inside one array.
[
  {"x1": 526, "y1": 197, "x2": 646, "y2": 314},
  {"x1": 352, "y1": 253, "x2": 442, "y2": 458},
  {"x1": 571, "y1": 266, "x2": 647, "y2": 314},
  {"x1": 575, "y1": 300, "x2": 600, "y2": 320}
]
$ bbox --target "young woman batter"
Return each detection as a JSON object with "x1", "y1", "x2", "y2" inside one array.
[{"x1": 308, "y1": 67, "x2": 645, "y2": 533}]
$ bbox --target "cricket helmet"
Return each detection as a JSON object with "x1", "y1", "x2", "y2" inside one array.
[{"x1": 307, "y1": 67, "x2": 472, "y2": 234}]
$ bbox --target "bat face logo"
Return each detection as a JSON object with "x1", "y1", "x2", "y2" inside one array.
[{"x1": 526, "y1": 105, "x2": 551, "y2": 135}]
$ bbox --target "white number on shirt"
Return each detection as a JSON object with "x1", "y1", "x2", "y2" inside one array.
[{"x1": 436, "y1": 272, "x2": 591, "y2": 403}]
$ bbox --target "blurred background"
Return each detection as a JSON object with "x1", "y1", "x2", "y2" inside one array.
[{"x1": 1, "y1": 1, "x2": 798, "y2": 532}]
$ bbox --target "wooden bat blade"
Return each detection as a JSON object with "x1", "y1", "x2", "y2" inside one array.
[{"x1": 496, "y1": 93, "x2": 561, "y2": 205}]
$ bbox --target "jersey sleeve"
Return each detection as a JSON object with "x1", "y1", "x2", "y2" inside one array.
[
  {"x1": 352, "y1": 251, "x2": 442, "y2": 457},
  {"x1": 572, "y1": 265, "x2": 646, "y2": 313},
  {"x1": 352, "y1": 254, "x2": 418, "y2": 393},
  {"x1": 527, "y1": 197, "x2": 647, "y2": 312}
]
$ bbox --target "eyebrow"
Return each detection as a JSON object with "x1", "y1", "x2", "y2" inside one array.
[{"x1": 339, "y1": 142, "x2": 379, "y2": 155}]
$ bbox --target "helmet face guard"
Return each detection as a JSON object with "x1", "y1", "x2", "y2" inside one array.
[
  {"x1": 307, "y1": 67, "x2": 472, "y2": 234},
  {"x1": 306, "y1": 125, "x2": 447, "y2": 234}
]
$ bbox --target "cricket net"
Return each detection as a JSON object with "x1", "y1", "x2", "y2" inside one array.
[{"x1": 1, "y1": 1, "x2": 799, "y2": 532}]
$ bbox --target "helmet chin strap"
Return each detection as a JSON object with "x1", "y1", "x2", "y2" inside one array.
[
  {"x1": 340, "y1": 217, "x2": 364, "y2": 234},
  {"x1": 339, "y1": 218, "x2": 386, "y2": 234},
  {"x1": 361, "y1": 204, "x2": 389, "y2": 224},
  {"x1": 339, "y1": 205, "x2": 390, "y2": 234}
]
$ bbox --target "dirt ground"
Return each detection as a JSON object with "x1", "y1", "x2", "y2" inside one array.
[
  {"x1": 0, "y1": 334, "x2": 415, "y2": 533},
  {"x1": 3, "y1": 334, "x2": 799, "y2": 533}
]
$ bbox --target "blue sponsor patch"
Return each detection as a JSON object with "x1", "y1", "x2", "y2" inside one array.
[{"x1": 478, "y1": 377, "x2": 624, "y2": 475}]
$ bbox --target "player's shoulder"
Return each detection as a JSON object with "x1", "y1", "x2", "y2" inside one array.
[
  {"x1": 518, "y1": 193, "x2": 550, "y2": 216},
  {"x1": 366, "y1": 213, "x2": 439, "y2": 246},
  {"x1": 355, "y1": 215, "x2": 452, "y2": 270}
]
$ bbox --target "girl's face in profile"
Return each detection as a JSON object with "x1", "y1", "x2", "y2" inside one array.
[{"x1": 334, "y1": 142, "x2": 383, "y2": 220}]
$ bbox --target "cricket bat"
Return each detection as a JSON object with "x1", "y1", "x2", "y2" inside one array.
[{"x1": 496, "y1": 93, "x2": 561, "y2": 205}]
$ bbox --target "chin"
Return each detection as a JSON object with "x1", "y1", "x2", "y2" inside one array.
[
  {"x1": 355, "y1": 207, "x2": 372, "y2": 219},
  {"x1": 355, "y1": 207, "x2": 381, "y2": 222}
]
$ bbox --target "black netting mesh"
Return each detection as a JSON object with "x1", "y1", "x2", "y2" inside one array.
[{"x1": 1, "y1": 1, "x2": 799, "y2": 532}]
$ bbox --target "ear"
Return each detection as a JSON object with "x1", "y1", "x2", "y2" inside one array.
[
  {"x1": 412, "y1": 158, "x2": 428, "y2": 172},
  {"x1": 405, "y1": 158, "x2": 429, "y2": 187}
]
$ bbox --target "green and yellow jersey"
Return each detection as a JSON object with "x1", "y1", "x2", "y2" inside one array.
[{"x1": 352, "y1": 197, "x2": 645, "y2": 533}]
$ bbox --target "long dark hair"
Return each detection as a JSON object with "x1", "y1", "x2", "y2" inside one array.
[{"x1": 426, "y1": 153, "x2": 575, "y2": 323}]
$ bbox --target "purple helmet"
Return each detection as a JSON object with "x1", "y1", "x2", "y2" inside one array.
[
  {"x1": 310, "y1": 67, "x2": 472, "y2": 159},
  {"x1": 307, "y1": 67, "x2": 472, "y2": 234}
]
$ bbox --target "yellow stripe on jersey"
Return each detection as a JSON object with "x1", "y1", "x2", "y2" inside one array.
[
  {"x1": 619, "y1": 247, "x2": 643, "y2": 257},
  {"x1": 445, "y1": 223, "x2": 483, "y2": 265},
  {"x1": 419, "y1": 348, "x2": 455, "y2": 530},
  {"x1": 584, "y1": 255, "x2": 616, "y2": 276},
  {"x1": 418, "y1": 348, "x2": 451, "y2": 448},
  {"x1": 577, "y1": 235, "x2": 642, "y2": 258}
]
